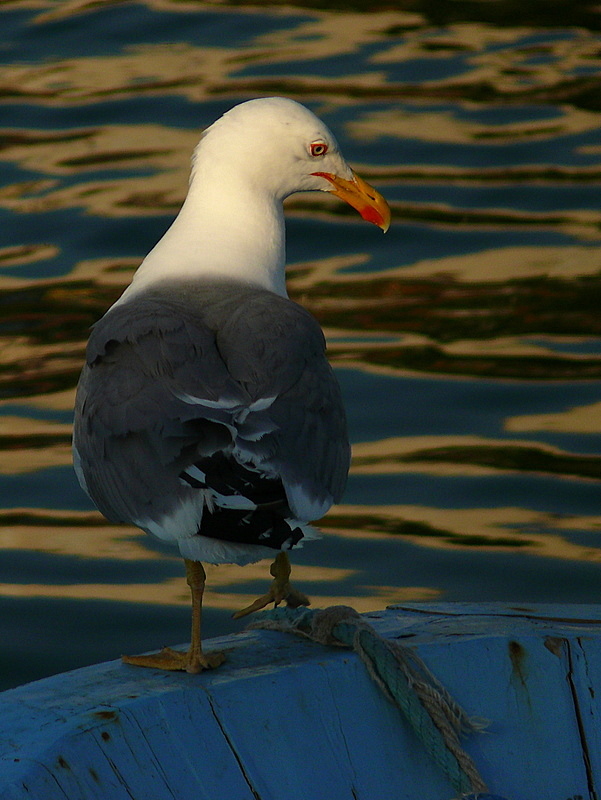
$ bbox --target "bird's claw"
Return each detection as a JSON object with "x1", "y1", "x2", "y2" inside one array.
[
  {"x1": 232, "y1": 579, "x2": 310, "y2": 620},
  {"x1": 232, "y1": 552, "x2": 311, "y2": 620}
]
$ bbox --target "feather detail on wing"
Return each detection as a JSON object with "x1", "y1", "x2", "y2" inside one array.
[{"x1": 73, "y1": 279, "x2": 350, "y2": 564}]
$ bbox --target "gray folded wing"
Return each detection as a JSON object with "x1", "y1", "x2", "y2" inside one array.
[{"x1": 73, "y1": 278, "x2": 350, "y2": 540}]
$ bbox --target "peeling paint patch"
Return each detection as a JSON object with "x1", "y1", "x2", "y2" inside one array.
[
  {"x1": 92, "y1": 710, "x2": 118, "y2": 721},
  {"x1": 508, "y1": 640, "x2": 528, "y2": 688},
  {"x1": 544, "y1": 636, "x2": 565, "y2": 658}
]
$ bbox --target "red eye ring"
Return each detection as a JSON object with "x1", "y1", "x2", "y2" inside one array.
[{"x1": 310, "y1": 141, "x2": 328, "y2": 157}]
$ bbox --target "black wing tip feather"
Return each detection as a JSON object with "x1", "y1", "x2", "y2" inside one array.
[
  {"x1": 180, "y1": 451, "x2": 303, "y2": 549},
  {"x1": 197, "y1": 506, "x2": 304, "y2": 550}
]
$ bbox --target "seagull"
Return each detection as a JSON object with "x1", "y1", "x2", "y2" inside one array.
[{"x1": 73, "y1": 97, "x2": 390, "y2": 673}]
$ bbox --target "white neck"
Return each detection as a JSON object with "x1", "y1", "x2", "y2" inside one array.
[{"x1": 121, "y1": 162, "x2": 288, "y2": 303}]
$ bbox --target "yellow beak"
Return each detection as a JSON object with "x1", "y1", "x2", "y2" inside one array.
[{"x1": 311, "y1": 169, "x2": 391, "y2": 232}]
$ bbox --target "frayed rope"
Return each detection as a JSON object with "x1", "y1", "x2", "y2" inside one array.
[{"x1": 248, "y1": 605, "x2": 490, "y2": 796}]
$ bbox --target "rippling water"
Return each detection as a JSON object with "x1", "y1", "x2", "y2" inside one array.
[{"x1": 2, "y1": 0, "x2": 601, "y2": 690}]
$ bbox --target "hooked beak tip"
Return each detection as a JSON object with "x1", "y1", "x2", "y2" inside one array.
[{"x1": 312, "y1": 170, "x2": 391, "y2": 232}]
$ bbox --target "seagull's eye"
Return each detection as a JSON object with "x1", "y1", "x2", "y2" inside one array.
[{"x1": 310, "y1": 141, "x2": 328, "y2": 157}]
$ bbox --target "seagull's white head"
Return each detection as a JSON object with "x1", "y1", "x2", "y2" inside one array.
[
  {"x1": 192, "y1": 97, "x2": 390, "y2": 232},
  {"x1": 125, "y1": 98, "x2": 389, "y2": 300}
]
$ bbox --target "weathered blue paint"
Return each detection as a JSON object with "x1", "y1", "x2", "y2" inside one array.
[{"x1": 1, "y1": 603, "x2": 600, "y2": 799}]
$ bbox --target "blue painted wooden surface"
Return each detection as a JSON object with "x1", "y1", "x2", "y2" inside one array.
[{"x1": 1, "y1": 603, "x2": 601, "y2": 799}]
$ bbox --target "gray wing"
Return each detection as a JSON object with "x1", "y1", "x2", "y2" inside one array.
[{"x1": 73, "y1": 279, "x2": 350, "y2": 536}]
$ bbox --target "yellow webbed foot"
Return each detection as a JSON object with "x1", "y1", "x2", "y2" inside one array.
[
  {"x1": 122, "y1": 645, "x2": 224, "y2": 674},
  {"x1": 122, "y1": 560, "x2": 225, "y2": 673}
]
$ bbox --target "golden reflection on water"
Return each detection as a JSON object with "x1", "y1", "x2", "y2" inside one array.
[
  {"x1": 0, "y1": 511, "x2": 151, "y2": 560},
  {"x1": 323, "y1": 504, "x2": 601, "y2": 562},
  {"x1": 349, "y1": 106, "x2": 601, "y2": 146},
  {"x1": 0, "y1": 126, "x2": 197, "y2": 218},
  {"x1": 1, "y1": 0, "x2": 601, "y2": 627},
  {"x1": 0, "y1": 549, "x2": 436, "y2": 612},
  {"x1": 0, "y1": 414, "x2": 72, "y2": 473},
  {"x1": 0, "y1": 509, "x2": 438, "y2": 611},
  {"x1": 507, "y1": 401, "x2": 601, "y2": 434}
]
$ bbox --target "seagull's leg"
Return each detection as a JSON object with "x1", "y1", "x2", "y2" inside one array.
[
  {"x1": 122, "y1": 559, "x2": 224, "y2": 672},
  {"x1": 182, "y1": 559, "x2": 226, "y2": 672},
  {"x1": 233, "y1": 551, "x2": 311, "y2": 619}
]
